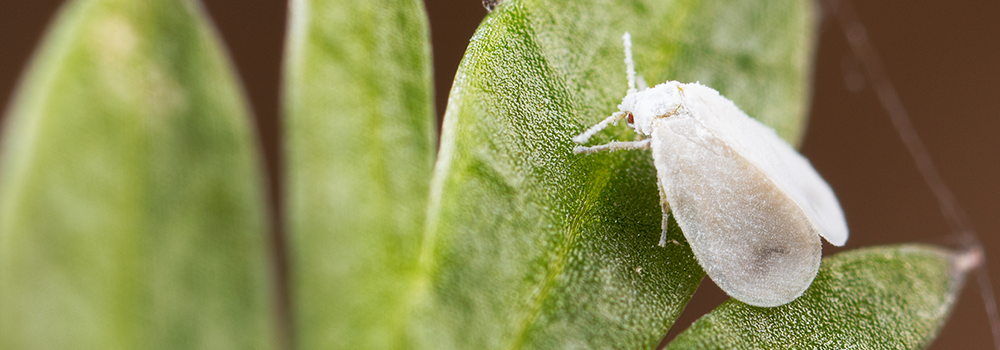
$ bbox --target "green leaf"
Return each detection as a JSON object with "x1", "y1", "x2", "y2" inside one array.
[
  {"x1": 413, "y1": 0, "x2": 815, "y2": 349},
  {"x1": 0, "y1": 0, "x2": 273, "y2": 349},
  {"x1": 666, "y1": 245, "x2": 970, "y2": 349},
  {"x1": 282, "y1": 0, "x2": 435, "y2": 349}
]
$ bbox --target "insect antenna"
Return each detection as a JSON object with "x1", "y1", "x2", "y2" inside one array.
[{"x1": 622, "y1": 32, "x2": 637, "y2": 93}]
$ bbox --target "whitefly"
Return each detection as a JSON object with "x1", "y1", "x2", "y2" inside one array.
[{"x1": 573, "y1": 32, "x2": 849, "y2": 307}]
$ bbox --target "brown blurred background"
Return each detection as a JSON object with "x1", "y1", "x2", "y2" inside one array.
[{"x1": 1, "y1": 0, "x2": 997, "y2": 348}]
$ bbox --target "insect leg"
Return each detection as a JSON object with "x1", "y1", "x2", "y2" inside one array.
[
  {"x1": 658, "y1": 178, "x2": 672, "y2": 247},
  {"x1": 572, "y1": 111, "x2": 628, "y2": 144},
  {"x1": 659, "y1": 213, "x2": 671, "y2": 247},
  {"x1": 573, "y1": 138, "x2": 650, "y2": 154}
]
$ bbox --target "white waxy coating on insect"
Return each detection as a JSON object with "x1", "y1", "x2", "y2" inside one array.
[{"x1": 573, "y1": 33, "x2": 849, "y2": 307}]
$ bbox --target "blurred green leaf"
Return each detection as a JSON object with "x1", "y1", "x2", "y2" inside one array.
[
  {"x1": 282, "y1": 0, "x2": 435, "y2": 349},
  {"x1": 0, "y1": 0, "x2": 273, "y2": 349},
  {"x1": 412, "y1": 0, "x2": 815, "y2": 349},
  {"x1": 666, "y1": 245, "x2": 970, "y2": 349}
]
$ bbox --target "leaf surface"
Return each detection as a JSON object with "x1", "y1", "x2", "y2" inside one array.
[
  {"x1": 414, "y1": 0, "x2": 816, "y2": 349},
  {"x1": 282, "y1": 0, "x2": 436, "y2": 349},
  {"x1": 0, "y1": 0, "x2": 273, "y2": 349},
  {"x1": 666, "y1": 245, "x2": 971, "y2": 349}
]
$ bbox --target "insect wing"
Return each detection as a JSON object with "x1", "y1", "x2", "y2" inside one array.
[
  {"x1": 650, "y1": 116, "x2": 822, "y2": 307},
  {"x1": 742, "y1": 117, "x2": 849, "y2": 246},
  {"x1": 679, "y1": 83, "x2": 848, "y2": 246}
]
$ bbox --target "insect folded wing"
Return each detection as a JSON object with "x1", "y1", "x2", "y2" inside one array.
[
  {"x1": 679, "y1": 84, "x2": 849, "y2": 247},
  {"x1": 651, "y1": 115, "x2": 823, "y2": 307}
]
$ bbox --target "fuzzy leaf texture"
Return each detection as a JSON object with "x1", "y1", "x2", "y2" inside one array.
[
  {"x1": 666, "y1": 245, "x2": 970, "y2": 349},
  {"x1": 0, "y1": 0, "x2": 273, "y2": 349},
  {"x1": 412, "y1": 0, "x2": 815, "y2": 349},
  {"x1": 282, "y1": 0, "x2": 436, "y2": 349}
]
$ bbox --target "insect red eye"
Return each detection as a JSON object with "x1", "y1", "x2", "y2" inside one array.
[{"x1": 627, "y1": 113, "x2": 634, "y2": 124}]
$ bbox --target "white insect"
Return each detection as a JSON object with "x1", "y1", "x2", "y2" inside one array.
[{"x1": 574, "y1": 32, "x2": 849, "y2": 307}]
